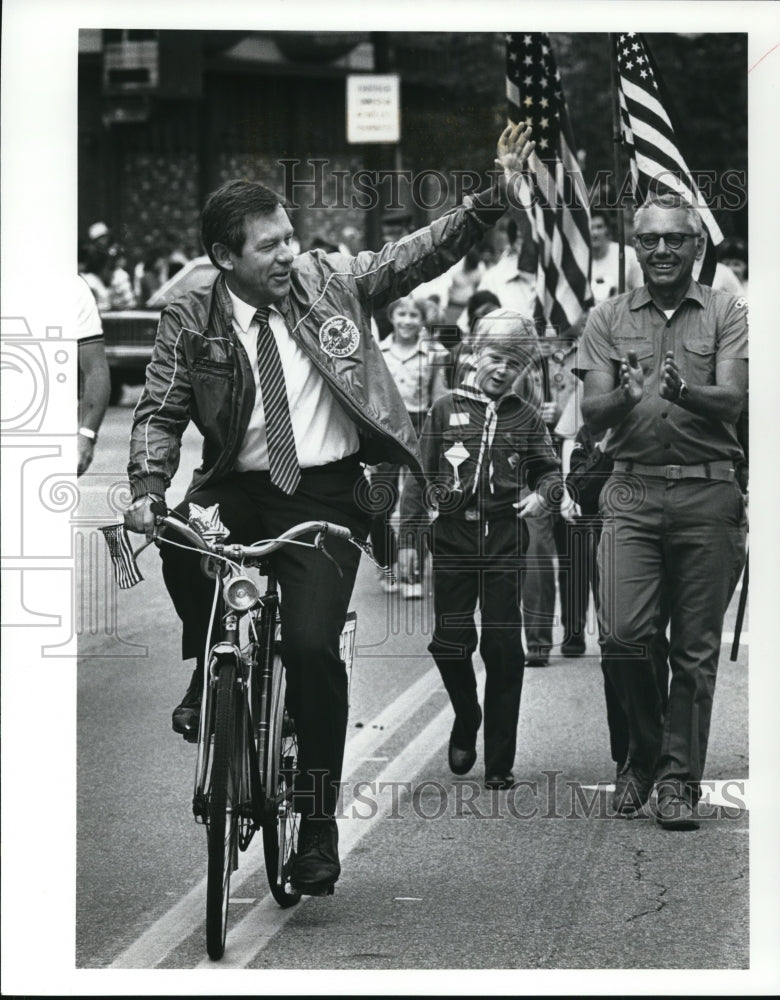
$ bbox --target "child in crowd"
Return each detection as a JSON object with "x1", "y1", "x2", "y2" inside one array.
[
  {"x1": 397, "y1": 310, "x2": 561, "y2": 788},
  {"x1": 369, "y1": 295, "x2": 450, "y2": 597}
]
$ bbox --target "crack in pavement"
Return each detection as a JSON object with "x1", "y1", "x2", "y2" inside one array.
[{"x1": 626, "y1": 847, "x2": 667, "y2": 922}]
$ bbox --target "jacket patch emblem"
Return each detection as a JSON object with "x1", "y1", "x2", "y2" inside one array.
[
  {"x1": 508, "y1": 453, "x2": 520, "y2": 470},
  {"x1": 319, "y1": 315, "x2": 360, "y2": 358},
  {"x1": 449, "y1": 412, "x2": 470, "y2": 426}
]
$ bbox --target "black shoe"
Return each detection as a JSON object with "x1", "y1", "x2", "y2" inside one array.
[
  {"x1": 172, "y1": 664, "x2": 203, "y2": 743},
  {"x1": 654, "y1": 790, "x2": 700, "y2": 831},
  {"x1": 448, "y1": 705, "x2": 482, "y2": 776},
  {"x1": 291, "y1": 816, "x2": 340, "y2": 894},
  {"x1": 561, "y1": 636, "x2": 587, "y2": 657},
  {"x1": 612, "y1": 762, "x2": 654, "y2": 815},
  {"x1": 525, "y1": 647, "x2": 550, "y2": 668},
  {"x1": 485, "y1": 772, "x2": 516, "y2": 790}
]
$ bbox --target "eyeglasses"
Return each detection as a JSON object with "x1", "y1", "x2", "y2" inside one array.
[{"x1": 634, "y1": 232, "x2": 698, "y2": 251}]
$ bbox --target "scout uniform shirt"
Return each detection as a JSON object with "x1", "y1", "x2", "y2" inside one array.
[
  {"x1": 573, "y1": 281, "x2": 748, "y2": 465},
  {"x1": 399, "y1": 374, "x2": 560, "y2": 531}
]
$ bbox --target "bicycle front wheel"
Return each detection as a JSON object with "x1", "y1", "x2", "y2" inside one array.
[
  {"x1": 262, "y1": 654, "x2": 302, "y2": 908},
  {"x1": 206, "y1": 660, "x2": 242, "y2": 960}
]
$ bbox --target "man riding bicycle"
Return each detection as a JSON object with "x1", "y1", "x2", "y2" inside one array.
[{"x1": 124, "y1": 122, "x2": 536, "y2": 896}]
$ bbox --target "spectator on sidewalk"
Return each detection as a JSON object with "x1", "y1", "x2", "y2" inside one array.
[
  {"x1": 76, "y1": 274, "x2": 111, "y2": 475},
  {"x1": 369, "y1": 294, "x2": 449, "y2": 598}
]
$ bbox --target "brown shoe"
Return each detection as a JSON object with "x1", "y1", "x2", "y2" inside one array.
[
  {"x1": 655, "y1": 793, "x2": 700, "y2": 831},
  {"x1": 484, "y1": 773, "x2": 516, "y2": 791},
  {"x1": 447, "y1": 705, "x2": 482, "y2": 776},
  {"x1": 171, "y1": 664, "x2": 203, "y2": 743},
  {"x1": 612, "y1": 762, "x2": 653, "y2": 815},
  {"x1": 291, "y1": 817, "x2": 340, "y2": 894}
]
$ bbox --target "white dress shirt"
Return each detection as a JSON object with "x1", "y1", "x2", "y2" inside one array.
[
  {"x1": 477, "y1": 255, "x2": 537, "y2": 319},
  {"x1": 590, "y1": 242, "x2": 644, "y2": 303},
  {"x1": 227, "y1": 286, "x2": 359, "y2": 471}
]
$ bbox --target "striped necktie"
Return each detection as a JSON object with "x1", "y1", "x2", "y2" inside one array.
[{"x1": 254, "y1": 306, "x2": 301, "y2": 494}]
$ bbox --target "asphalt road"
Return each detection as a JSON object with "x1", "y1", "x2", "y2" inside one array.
[{"x1": 74, "y1": 396, "x2": 752, "y2": 984}]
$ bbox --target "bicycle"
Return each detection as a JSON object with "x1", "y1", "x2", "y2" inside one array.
[{"x1": 144, "y1": 502, "x2": 367, "y2": 961}]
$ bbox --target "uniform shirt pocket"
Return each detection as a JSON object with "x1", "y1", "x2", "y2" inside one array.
[
  {"x1": 682, "y1": 329, "x2": 717, "y2": 385},
  {"x1": 609, "y1": 340, "x2": 655, "y2": 376}
]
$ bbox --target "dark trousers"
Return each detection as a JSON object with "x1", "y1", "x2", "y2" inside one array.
[
  {"x1": 522, "y1": 512, "x2": 578, "y2": 652},
  {"x1": 561, "y1": 516, "x2": 600, "y2": 646},
  {"x1": 367, "y1": 462, "x2": 402, "y2": 570},
  {"x1": 368, "y1": 411, "x2": 425, "y2": 571},
  {"x1": 597, "y1": 475, "x2": 746, "y2": 796},
  {"x1": 159, "y1": 459, "x2": 369, "y2": 817},
  {"x1": 578, "y1": 515, "x2": 670, "y2": 767},
  {"x1": 428, "y1": 516, "x2": 527, "y2": 776}
]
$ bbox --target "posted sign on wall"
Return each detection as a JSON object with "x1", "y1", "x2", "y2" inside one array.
[{"x1": 346, "y1": 74, "x2": 400, "y2": 144}]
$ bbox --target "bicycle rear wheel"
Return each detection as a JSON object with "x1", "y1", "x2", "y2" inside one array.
[
  {"x1": 262, "y1": 653, "x2": 302, "y2": 908},
  {"x1": 205, "y1": 660, "x2": 242, "y2": 960}
]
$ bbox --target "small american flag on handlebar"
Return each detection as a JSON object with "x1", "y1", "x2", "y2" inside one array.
[{"x1": 99, "y1": 523, "x2": 144, "y2": 589}]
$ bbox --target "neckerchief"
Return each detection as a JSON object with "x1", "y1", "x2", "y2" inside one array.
[{"x1": 453, "y1": 373, "x2": 503, "y2": 496}]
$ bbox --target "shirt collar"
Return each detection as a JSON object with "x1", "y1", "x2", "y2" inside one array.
[
  {"x1": 628, "y1": 278, "x2": 704, "y2": 312},
  {"x1": 224, "y1": 283, "x2": 282, "y2": 333},
  {"x1": 380, "y1": 337, "x2": 429, "y2": 358}
]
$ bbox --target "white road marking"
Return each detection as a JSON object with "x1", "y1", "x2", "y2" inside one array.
[
  {"x1": 580, "y1": 780, "x2": 749, "y2": 809},
  {"x1": 721, "y1": 632, "x2": 748, "y2": 645},
  {"x1": 197, "y1": 690, "x2": 468, "y2": 969},
  {"x1": 109, "y1": 664, "x2": 447, "y2": 969},
  {"x1": 699, "y1": 779, "x2": 749, "y2": 809}
]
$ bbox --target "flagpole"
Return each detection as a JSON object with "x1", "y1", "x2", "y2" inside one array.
[{"x1": 608, "y1": 33, "x2": 626, "y2": 294}]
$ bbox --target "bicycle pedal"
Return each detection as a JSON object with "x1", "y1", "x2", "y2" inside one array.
[{"x1": 293, "y1": 881, "x2": 335, "y2": 897}]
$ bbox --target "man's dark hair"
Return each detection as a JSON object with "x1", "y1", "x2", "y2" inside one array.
[
  {"x1": 466, "y1": 289, "x2": 501, "y2": 327},
  {"x1": 201, "y1": 180, "x2": 287, "y2": 270}
]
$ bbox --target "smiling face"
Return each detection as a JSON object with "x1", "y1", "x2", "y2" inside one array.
[
  {"x1": 633, "y1": 204, "x2": 705, "y2": 300},
  {"x1": 214, "y1": 206, "x2": 296, "y2": 307},
  {"x1": 389, "y1": 299, "x2": 424, "y2": 344},
  {"x1": 474, "y1": 345, "x2": 526, "y2": 399}
]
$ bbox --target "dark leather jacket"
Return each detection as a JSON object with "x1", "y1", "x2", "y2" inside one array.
[{"x1": 128, "y1": 190, "x2": 505, "y2": 500}]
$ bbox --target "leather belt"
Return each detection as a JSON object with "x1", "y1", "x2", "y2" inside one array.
[{"x1": 612, "y1": 460, "x2": 735, "y2": 482}]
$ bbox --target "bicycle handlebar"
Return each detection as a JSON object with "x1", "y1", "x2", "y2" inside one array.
[{"x1": 157, "y1": 514, "x2": 353, "y2": 562}]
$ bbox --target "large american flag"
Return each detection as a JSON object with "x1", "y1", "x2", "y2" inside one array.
[
  {"x1": 505, "y1": 32, "x2": 592, "y2": 335},
  {"x1": 615, "y1": 32, "x2": 722, "y2": 285}
]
